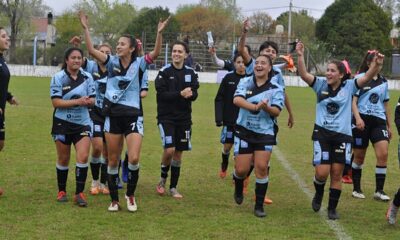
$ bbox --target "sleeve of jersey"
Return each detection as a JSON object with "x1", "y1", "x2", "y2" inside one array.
[
  {"x1": 270, "y1": 87, "x2": 285, "y2": 111},
  {"x1": 311, "y1": 77, "x2": 324, "y2": 93},
  {"x1": 214, "y1": 78, "x2": 225, "y2": 124},
  {"x1": 188, "y1": 71, "x2": 199, "y2": 101},
  {"x1": 50, "y1": 76, "x2": 62, "y2": 99},
  {"x1": 155, "y1": 70, "x2": 180, "y2": 100},
  {"x1": 234, "y1": 79, "x2": 247, "y2": 99}
]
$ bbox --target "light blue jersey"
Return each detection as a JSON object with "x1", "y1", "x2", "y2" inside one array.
[
  {"x1": 84, "y1": 59, "x2": 107, "y2": 109},
  {"x1": 311, "y1": 77, "x2": 359, "y2": 142},
  {"x1": 102, "y1": 55, "x2": 151, "y2": 116},
  {"x1": 50, "y1": 69, "x2": 95, "y2": 134},
  {"x1": 354, "y1": 73, "x2": 389, "y2": 120},
  {"x1": 234, "y1": 75, "x2": 284, "y2": 144}
]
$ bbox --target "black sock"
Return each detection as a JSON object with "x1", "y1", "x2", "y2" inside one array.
[
  {"x1": 123, "y1": 152, "x2": 128, "y2": 168},
  {"x1": 343, "y1": 164, "x2": 350, "y2": 176},
  {"x1": 161, "y1": 164, "x2": 170, "y2": 179},
  {"x1": 313, "y1": 176, "x2": 326, "y2": 197},
  {"x1": 247, "y1": 165, "x2": 254, "y2": 177},
  {"x1": 221, "y1": 152, "x2": 229, "y2": 171},
  {"x1": 394, "y1": 188, "x2": 400, "y2": 207},
  {"x1": 108, "y1": 173, "x2": 119, "y2": 202},
  {"x1": 375, "y1": 166, "x2": 387, "y2": 192},
  {"x1": 352, "y1": 165, "x2": 362, "y2": 192},
  {"x1": 126, "y1": 164, "x2": 139, "y2": 196},
  {"x1": 170, "y1": 160, "x2": 181, "y2": 189},
  {"x1": 233, "y1": 174, "x2": 244, "y2": 196},
  {"x1": 328, "y1": 188, "x2": 341, "y2": 210},
  {"x1": 100, "y1": 163, "x2": 108, "y2": 184},
  {"x1": 75, "y1": 164, "x2": 88, "y2": 194},
  {"x1": 90, "y1": 162, "x2": 101, "y2": 181},
  {"x1": 255, "y1": 181, "x2": 269, "y2": 208},
  {"x1": 56, "y1": 166, "x2": 68, "y2": 192}
]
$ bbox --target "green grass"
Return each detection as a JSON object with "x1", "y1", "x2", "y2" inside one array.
[{"x1": 1, "y1": 76, "x2": 400, "y2": 239}]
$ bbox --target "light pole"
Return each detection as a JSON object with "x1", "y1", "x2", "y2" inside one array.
[{"x1": 288, "y1": 0, "x2": 293, "y2": 53}]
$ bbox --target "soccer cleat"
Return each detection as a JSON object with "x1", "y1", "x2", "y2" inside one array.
[
  {"x1": 243, "y1": 176, "x2": 250, "y2": 194},
  {"x1": 99, "y1": 183, "x2": 110, "y2": 195},
  {"x1": 57, "y1": 191, "x2": 68, "y2": 202},
  {"x1": 170, "y1": 188, "x2": 183, "y2": 199},
  {"x1": 122, "y1": 160, "x2": 128, "y2": 183},
  {"x1": 374, "y1": 191, "x2": 390, "y2": 201},
  {"x1": 219, "y1": 170, "x2": 227, "y2": 179},
  {"x1": 108, "y1": 201, "x2": 121, "y2": 212},
  {"x1": 156, "y1": 179, "x2": 166, "y2": 195},
  {"x1": 252, "y1": 195, "x2": 273, "y2": 205},
  {"x1": 90, "y1": 180, "x2": 100, "y2": 195},
  {"x1": 342, "y1": 175, "x2": 353, "y2": 184},
  {"x1": 328, "y1": 209, "x2": 340, "y2": 220},
  {"x1": 312, "y1": 194, "x2": 322, "y2": 212},
  {"x1": 352, "y1": 190, "x2": 366, "y2": 199},
  {"x1": 74, "y1": 193, "x2": 88, "y2": 207},
  {"x1": 234, "y1": 189, "x2": 244, "y2": 205},
  {"x1": 254, "y1": 206, "x2": 267, "y2": 218},
  {"x1": 125, "y1": 195, "x2": 138, "y2": 212},
  {"x1": 387, "y1": 202, "x2": 399, "y2": 225}
]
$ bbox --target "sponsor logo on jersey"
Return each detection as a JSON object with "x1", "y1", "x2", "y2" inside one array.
[{"x1": 62, "y1": 86, "x2": 71, "y2": 91}]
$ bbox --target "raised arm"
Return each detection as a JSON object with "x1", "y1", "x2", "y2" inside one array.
[
  {"x1": 296, "y1": 41, "x2": 314, "y2": 85},
  {"x1": 78, "y1": 11, "x2": 107, "y2": 63},
  {"x1": 356, "y1": 53, "x2": 384, "y2": 88},
  {"x1": 209, "y1": 47, "x2": 225, "y2": 68},
  {"x1": 238, "y1": 19, "x2": 252, "y2": 65},
  {"x1": 148, "y1": 16, "x2": 171, "y2": 61}
]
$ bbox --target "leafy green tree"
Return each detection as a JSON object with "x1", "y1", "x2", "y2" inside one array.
[
  {"x1": 0, "y1": 0, "x2": 50, "y2": 62},
  {"x1": 276, "y1": 10, "x2": 316, "y2": 43},
  {"x1": 249, "y1": 12, "x2": 274, "y2": 35},
  {"x1": 125, "y1": 7, "x2": 180, "y2": 44},
  {"x1": 316, "y1": 0, "x2": 392, "y2": 63}
]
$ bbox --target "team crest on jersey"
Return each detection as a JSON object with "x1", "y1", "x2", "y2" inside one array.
[
  {"x1": 326, "y1": 102, "x2": 339, "y2": 115},
  {"x1": 369, "y1": 93, "x2": 379, "y2": 104}
]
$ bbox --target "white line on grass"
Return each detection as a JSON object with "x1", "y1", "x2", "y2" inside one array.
[{"x1": 273, "y1": 147, "x2": 352, "y2": 240}]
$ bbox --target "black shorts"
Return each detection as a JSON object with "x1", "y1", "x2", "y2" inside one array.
[
  {"x1": 158, "y1": 123, "x2": 191, "y2": 151},
  {"x1": 220, "y1": 125, "x2": 235, "y2": 144},
  {"x1": 233, "y1": 136, "x2": 273, "y2": 155},
  {"x1": 104, "y1": 116, "x2": 144, "y2": 136},
  {"x1": 312, "y1": 140, "x2": 351, "y2": 166},
  {"x1": 52, "y1": 131, "x2": 91, "y2": 145},
  {"x1": 91, "y1": 108, "x2": 105, "y2": 138},
  {"x1": 352, "y1": 116, "x2": 389, "y2": 149},
  {"x1": 0, "y1": 113, "x2": 4, "y2": 140}
]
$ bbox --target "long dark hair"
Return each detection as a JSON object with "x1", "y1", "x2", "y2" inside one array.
[
  {"x1": 357, "y1": 50, "x2": 377, "y2": 74},
  {"x1": 62, "y1": 47, "x2": 83, "y2": 70},
  {"x1": 121, "y1": 34, "x2": 138, "y2": 60}
]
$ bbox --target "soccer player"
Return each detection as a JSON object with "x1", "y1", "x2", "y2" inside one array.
[
  {"x1": 51, "y1": 47, "x2": 95, "y2": 207},
  {"x1": 155, "y1": 41, "x2": 199, "y2": 199},
  {"x1": 83, "y1": 43, "x2": 113, "y2": 195},
  {"x1": 0, "y1": 27, "x2": 18, "y2": 195},
  {"x1": 79, "y1": 11, "x2": 170, "y2": 212},
  {"x1": 351, "y1": 50, "x2": 391, "y2": 201},
  {"x1": 296, "y1": 41, "x2": 384, "y2": 220},
  {"x1": 214, "y1": 54, "x2": 246, "y2": 178},
  {"x1": 232, "y1": 54, "x2": 284, "y2": 218}
]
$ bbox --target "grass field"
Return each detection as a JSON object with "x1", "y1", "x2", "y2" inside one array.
[{"x1": 1, "y1": 76, "x2": 400, "y2": 239}]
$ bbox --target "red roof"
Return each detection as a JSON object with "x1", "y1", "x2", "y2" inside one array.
[{"x1": 31, "y1": 18, "x2": 47, "y2": 33}]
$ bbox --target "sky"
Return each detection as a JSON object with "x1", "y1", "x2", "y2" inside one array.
[{"x1": 42, "y1": 0, "x2": 335, "y2": 19}]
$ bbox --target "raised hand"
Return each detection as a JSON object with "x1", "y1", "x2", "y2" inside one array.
[
  {"x1": 295, "y1": 41, "x2": 304, "y2": 57},
  {"x1": 78, "y1": 10, "x2": 89, "y2": 30},
  {"x1": 243, "y1": 18, "x2": 250, "y2": 33},
  {"x1": 157, "y1": 16, "x2": 171, "y2": 33}
]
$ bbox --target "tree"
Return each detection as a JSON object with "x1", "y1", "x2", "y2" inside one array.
[
  {"x1": 276, "y1": 10, "x2": 316, "y2": 42},
  {"x1": 175, "y1": 5, "x2": 234, "y2": 45},
  {"x1": 249, "y1": 12, "x2": 274, "y2": 35},
  {"x1": 316, "y1": 0, "x2": 392, "y2": 63},
  {"x1": 0, "y1": 0, "x2": 50, "y2": 62},
  {"x1": 125, "y1": 7, "x2": 180, "y2": 44},
  {"x1": 74, "y1": 0, "x2": 137, "y2": 44}
]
